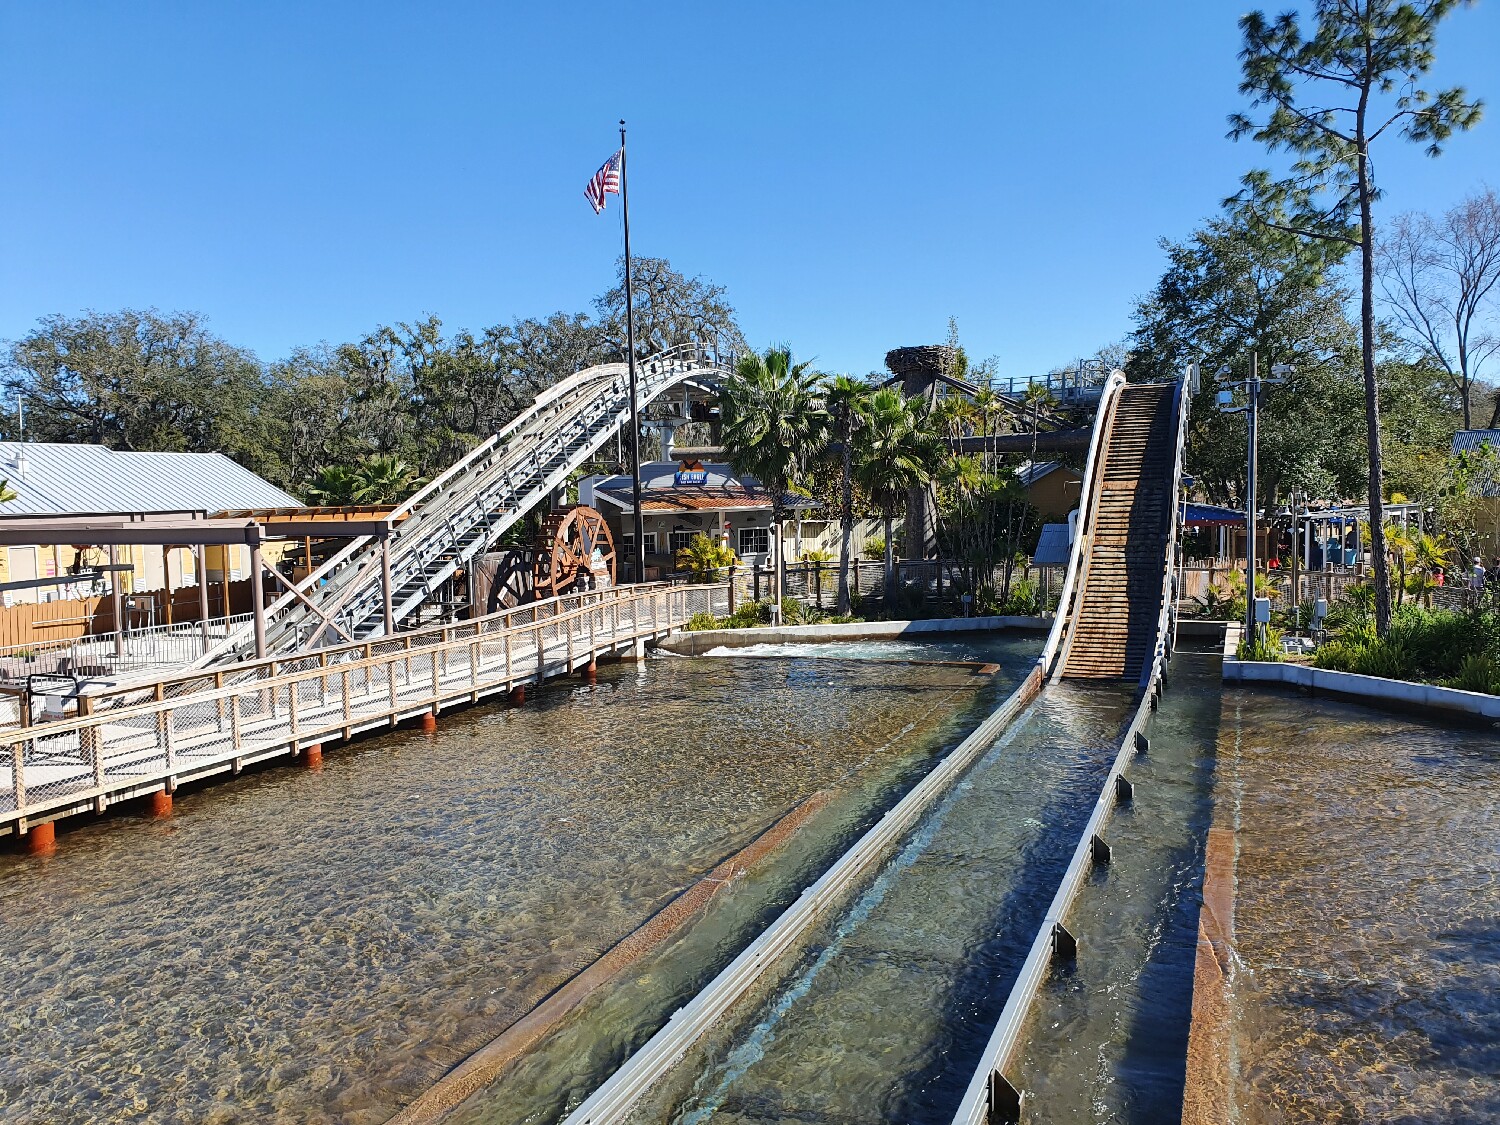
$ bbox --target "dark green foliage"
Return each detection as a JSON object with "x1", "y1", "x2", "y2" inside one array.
[
  {"x1": 1314, "y1": 604, "x2": 1498, "y2": 686},
  {"x1": 2, "y1": 258, "x2": 746, "y2": 501}
]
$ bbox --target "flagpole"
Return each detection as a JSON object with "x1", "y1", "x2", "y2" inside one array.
[{"x1": 620, "y1": 119, "x2": 647, "y2": 584}]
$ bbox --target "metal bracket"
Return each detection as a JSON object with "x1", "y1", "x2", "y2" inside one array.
[
  {"x1": 987, "y1": 1071, "x2": 1025, "y2": 1123},
  {"x1": 1090, "y1": 834, "x2": 1112, "y2": 865},
  {"x1": 1134, "y1": 731, "x2": 1150, "y2": 755},
  {"x1": 1115, "y1": 774, "x2": 1134, "y2": 804},
  {"x1": 1052, "y1": 921, "x2": 1078, "y2": 960}
]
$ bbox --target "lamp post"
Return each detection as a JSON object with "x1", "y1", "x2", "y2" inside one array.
[{"x1": 1217, "y1": 356, "x2": 1295, "y2": 644}]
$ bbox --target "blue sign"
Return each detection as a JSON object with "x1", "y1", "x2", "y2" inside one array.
[{"x1": 674, "y1": 470, "x2": 708, "y2": 486}]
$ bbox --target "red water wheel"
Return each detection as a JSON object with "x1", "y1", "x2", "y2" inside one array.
[{"x1": 532, "y1": 505, "x2": 617, "y2": 600}]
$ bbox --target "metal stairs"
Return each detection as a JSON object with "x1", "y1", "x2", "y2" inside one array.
[{"x1": 202, "y1": 343, "x2": 732, "y2": 664}]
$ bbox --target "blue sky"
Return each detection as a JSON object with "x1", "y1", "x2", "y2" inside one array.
[{"x1": 1, "y1": 1, "x2": 1496, "y2": 380}]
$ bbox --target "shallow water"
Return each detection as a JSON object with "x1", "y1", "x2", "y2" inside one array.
[
  {"x1": 0, "y1": 640, "x2": 1037, "y2": 1125},
  {"x1": 1219, "y1": 687, "x2": 1500, "y2": 1123},
  {"x1": 699, "y1": 637, "x2": 1028, "y2": 663},
  {"x1": 1017, "y1": 652, "x2": 1220, "y2": 1123},
  {"x1": 642, "y1": 680, "x2": 1136, "y2": 1125}
]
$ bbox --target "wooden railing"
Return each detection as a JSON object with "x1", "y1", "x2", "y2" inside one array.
[{"x1": 2, "y1": 581, "x2": 729, "y2": 834}]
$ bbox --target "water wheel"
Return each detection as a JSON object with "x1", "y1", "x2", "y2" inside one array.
[{"x1": 533, "y1": 505, "x2": 616, "y2": 599}]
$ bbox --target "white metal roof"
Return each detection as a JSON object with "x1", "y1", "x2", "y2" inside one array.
[{"x1": 0, "y1": 442, "x2": 301, "y2": 517}]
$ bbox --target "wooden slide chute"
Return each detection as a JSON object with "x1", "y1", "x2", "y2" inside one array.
[{"x1": 532, "y1": 505, "x2": 616, "y2": 600}]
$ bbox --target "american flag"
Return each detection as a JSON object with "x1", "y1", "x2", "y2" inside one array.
[{"x1": 585, "y1": 149, "x2": 622, "y2": 214}]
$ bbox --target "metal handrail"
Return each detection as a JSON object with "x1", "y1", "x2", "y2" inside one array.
[{"x1": 199, "y1": 343, "x2": 733, "y2": 664}]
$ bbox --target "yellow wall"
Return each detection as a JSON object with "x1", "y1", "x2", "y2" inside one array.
[{"x1": 1027, "y1": 468, "x2": 1084, "y2": 520}]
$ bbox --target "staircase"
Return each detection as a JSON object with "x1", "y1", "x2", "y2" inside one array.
[
  {"x1": 201, "y1": 343, "x2": 732, "y2": 664},
  {"x1": 1060, "y1": 382, "x2": 1179, "y2": 681}
]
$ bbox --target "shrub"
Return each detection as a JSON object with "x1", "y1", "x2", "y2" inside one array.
[
  {"x1": 1451, "y1": 653, "x2": 1499, "y2": 694},
  {"x1": 864, "y1": 537, "x2": 886, "y2": 559},
  {"x1": 1000, "y1": 577, "x2": 1041, "y2": 615},
  {"x1": 722, "y1": 601, "x2": 771, "y2": 629},
  {"x1": 676, "y1": 534, "x2": 737, "y2": 582},
  {"x1": 1237, "y1": 625, "x2": 1284, "y2": 662},
  {"x1": 799, "y1": 547, "x2": 834, "y2": 564},
  {"x1": 684, "y1": 611, "x2": 720, "y2": 632},
  {"x1": 779, "y1": 597, "x2": 824, "y2": 626}
]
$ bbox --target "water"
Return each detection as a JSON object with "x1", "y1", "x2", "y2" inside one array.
[
  {"x1": 0, "y1": 639, "x2": 1038, "y2": 1125},
  {"x1": 1017, "y1": 651, "x2": 1221, "y2": 1123},
  {"x1": 1216, "y1": 685, "x2": 1500, "y2": 1123},
  {"x1": 622, "y1": 680, "x2": 1136, "y2": 1125},
  {"x1": 1016, "y1": 659, "x2": 1500, "y2": 1123},
  {"x1": 699, "y1": 638, "x2": 1025, "y2": 663}
]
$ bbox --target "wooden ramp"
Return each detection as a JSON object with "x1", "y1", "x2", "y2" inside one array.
[{"x1": 1060, "y1": 382, "x2": 1180, "y2": 683}]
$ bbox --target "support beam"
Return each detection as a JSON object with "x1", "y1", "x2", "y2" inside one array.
[
  {"x1": 250, "y1": 539, "x2": 268, "y2": 659},
  {"x1": 197, "y1": 546, "x2": 211, "y2": 655},
  {"x1": 382, "y1": 534, "x2": 395, "y2": 636},
  {"x1": 109, "y1": 544, "x2": 124, "y2": 659}
]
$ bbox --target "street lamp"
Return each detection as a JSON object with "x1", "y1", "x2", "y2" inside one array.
[{"x1": 1217, "y1": 356, "x2": 1295, "y2": 645}]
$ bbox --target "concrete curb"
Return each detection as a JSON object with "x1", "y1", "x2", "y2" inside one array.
[
  {"x1": 1222, "y1": 623, "x2": 1500, "y2": 724},
  {"x1": 656, "y1": 616, "x2": 1051, "y2": 656}
]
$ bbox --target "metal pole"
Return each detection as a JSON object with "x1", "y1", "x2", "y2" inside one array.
[
  {"x1": 250, "y1": 535, "x2": 268, "y2": 659},
  {"x1": 620, "y1": 120, "x2": 646, "y2": 584},
  {"x1": 1246, "y1": 354, "x2": 1259, "y2": 642},
  {"x1": 381, "y1": 532, "x2": 395, "y2": 635},
  {"x1": 109, "y1": 544, "x2": 124, "y2": 658},
  {"x1": 197, "y1": 545, "x2": 210, "y2": 655}
]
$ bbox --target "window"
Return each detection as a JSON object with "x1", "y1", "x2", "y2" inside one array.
[
  {"x1": 625, "y1": 532, "x2": 658, "y2": 556},
  {"x1": 738, "y1": 527, "x2": 770, "y2": 555},
  {"x1": 669, "y1": 531, "x2": 696, "y2": 556}
]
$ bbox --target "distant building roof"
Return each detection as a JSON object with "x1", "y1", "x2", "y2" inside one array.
[
  {"x1": 591, "y1": 461, "x2": 817, "y2": 514},
  {"x1": 1016, "y1": 461, "x2": 1078, "y2": 488},
  {"x1": 1453, "y1": 429, "x2": 1500, "y2": 454},
  {"x1": 1033, "y1": 523, "x2": 1071, "y2": 565},
  {"x1": 0, "y1": 442, "x2": 301, "y2": 517},
  {"x1": 1184, "y1": 502, "x2": 1246, "y2": 527}
]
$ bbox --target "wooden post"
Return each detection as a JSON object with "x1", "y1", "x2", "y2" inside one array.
[
  {"x1": 815, "y1": 562, "x2": 823, "y2": 610},
  {"x1": 854, "y1": 557, "x2": 861, "y2": 596},
  {"x1": 727, "y1": 564, "x2": 737, "y2": 615},
  {"x1": 754, "y1": 562, "x2": 762, "y2": 602}
]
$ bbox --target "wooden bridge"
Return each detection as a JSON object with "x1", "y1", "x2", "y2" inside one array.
[{"x1": 2, "y1": 582, "x2": 728, "y2": 840}]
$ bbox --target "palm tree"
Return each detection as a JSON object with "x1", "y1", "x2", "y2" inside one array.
[
  {"x1": 852, "y1": 388, "x2": 944, "y2": 601},
  {"x1": 305, "y1": 465, "x2": 359, "y2": 506},
  {"x1": 0, "y1": 478, "x2": 16, "y2": 504},
  {"x1": 354, "y1": 455, "x2": 421, "y2": 504},
  {"x1": 824, "y1": 374, "x2": 869, "y2": 615},
  {"x1": 719, "y1": 346, "x2": 828, "y2": 622}
]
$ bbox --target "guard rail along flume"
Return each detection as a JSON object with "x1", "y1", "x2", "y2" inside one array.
[
  {"x1": 556, "y1": 372, "x2": 1154, "y2": 1125},
  {"x1": 1, "y1": 581, "x2": 730, "y2": 836},
  {"x1": 951, "y1": 364, "x2": 1192, "y2": 1125},
  {"x1": 200, "y1": 342, "x2": 737, "y2": 665}
]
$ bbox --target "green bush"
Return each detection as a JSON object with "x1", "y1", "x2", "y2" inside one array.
[
  {"x1": 684, "y1": 611, "x2": 720, "y2": 632},
  {"x1": 722, "y1": 601, "x2": 771, "y2": 629},
  {"x1": 1450, "y1": 652, "x2": 1499, "y2": 694},
  {"x1": 1236, "y1": 625, "x2": 1284, "y2": 662},
  {"x1": 1000, "y1": 577, "x2": 1041, "y2": 616}
]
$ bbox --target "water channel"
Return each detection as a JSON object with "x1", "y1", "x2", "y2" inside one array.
[
  {"x1": 0, "y1": 635, "x2": 1038, "y2": 1125},
  {"x1": 5, "y1": 633, "x2": 1497, "y2": 1124}
]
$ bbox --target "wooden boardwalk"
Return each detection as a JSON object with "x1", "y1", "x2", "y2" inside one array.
[{"x1": 2, "y1": 582, "x2": 728, "y2": 837}]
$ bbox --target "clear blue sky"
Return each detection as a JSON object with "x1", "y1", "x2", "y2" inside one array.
[{"x1": 2, "y1": 1, "x2": 1496, "y2": 380}]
